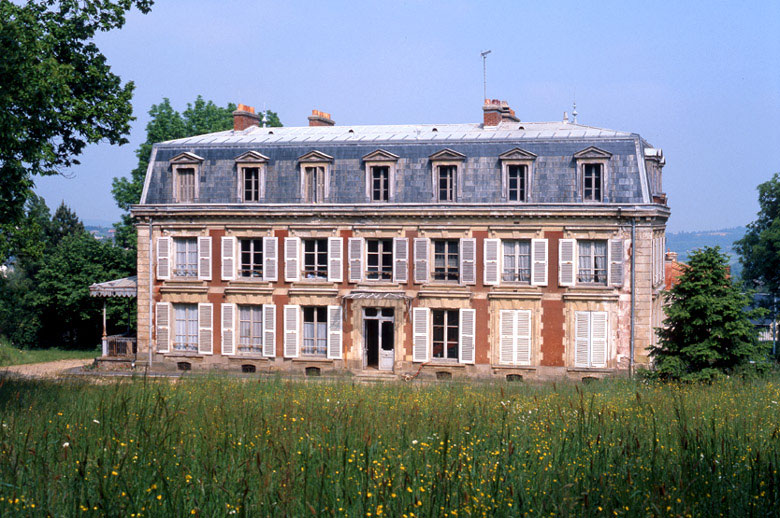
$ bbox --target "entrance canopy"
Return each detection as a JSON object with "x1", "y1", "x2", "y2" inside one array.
[
  {"x1": 340, "y1": 291, "x2": 413, "y2": 316},
  {"x1": 89, "y1": 276, "x2": 137, "y2": 298}
]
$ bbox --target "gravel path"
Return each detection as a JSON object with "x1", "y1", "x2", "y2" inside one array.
[{"x1": 0, "y1": 358, "x2": 94, "y2": 379}]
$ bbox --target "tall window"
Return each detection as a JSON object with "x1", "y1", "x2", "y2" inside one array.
[
  {"x1": 432, "y1": 309, "x2": 459, "y2": 360},
  {"x1": 302, "y1": 306, "x2": 327, "y2": 357},
  {"x1": 433, "y1": 240, "x2": 459, "y2": 281},
  {"x1": 437, "y1": 165, "x2": 456, "y2": 202},
  {"x1": 583, "y1": 163, "x2": 602, "y2": 202},
  {"x1": 174, "y1": 238, "x2": 198, "y2": 278},
  {"x1": 578, "y1": 240, "x2": 607, "y2": 285},
  {"x1": 371, "y1": 166, "x2": 389, "y2": 202},
  {"x1": 502, "y1": 240, "x2": 531, "y2": 283},
  {"x1": 366, "y1": 239, "x2": 393, "y2": 280},
  {"x1": 177, "y1": 168, "x2": 195, "y2": 202},
  {"x1": 303, "y1": 239, "x2": 328, "y2": 280},
  {"x1": 243, "y1": 167, "x2": 260, "y2": 202},
  {"x1": 174, "y1": 304, "x2": 198, "y2": 351},
  {"x1": 507, "y1": 164, "x2": 527, "y2": 201},
  {"x1": 238, "y1": 305, "x2": 262, "y2": 354},
  {"x1": 304, "y1": 166, "x2": 325, "y2": 202},
  {"x1": 239, "y1": 239, "x2": 263, "y2": 278}
]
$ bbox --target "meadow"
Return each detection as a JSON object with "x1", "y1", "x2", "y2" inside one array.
[{"x1": 0, "y1": 376, "x2": 779, "y2": 517}]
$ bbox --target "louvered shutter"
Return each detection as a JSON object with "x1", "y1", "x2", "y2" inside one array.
[
  {"x1": 284, "y1": 237, "x2": 300, "y2": 282},
  {"x1": 483, "y1": 239, "x2": 500, "y2": 286},
  {"x1": 157, "y1": 237, "x2": 171, "y2": 280},
  {"x1": 559, "y1": 239, "x2": 576, "y2": 287},
  {"x1": 348, "y1": 238, "x2": 364, "y2": 283},
  {"x1": 283, "y1": 305, "x2": 300, "y2": 358},
  {"x1": 221, "y1": 303, "x2": 236, "y2": 355},
  {"x1": 516, "y1": 310, "x2": 532, "y2": 365},
  {"x1": 609, "y1": 239, "x2": 624, "y2": 287},
  {"x1": 531, "y1": 238, "x2": 548, "y2": 286},
  {"x1": 262, "y1": 304, "x2": 276, "y2": 357},
  {"x1": 393, "y1": 237, "x2": 409, "y2": 284},
  {"x1": 459, "y1": 308, "x2": 475, "y2": 364},
  {"x1": 459, "y1": 238, "x2": 476, "y2": 285},
  {"x1": 499, "y1": 310, "x2": 514, "y2": 364},
  {"x1": 156, "y1": 302, "x2": 170, "y2": 353},
  {"x1": 197, "y1": 236, "x2": 212, "y2": 280},
  {"x1": 326, "y1": 305, "x2": 343, "y2": 359},
  {"x1": 263, "y1": 237, "x2": 278, "y2": 282},
  {"x1": 198, "y1": 303, "x2": 213, "y2": 354},
  {"x1": 574, "y1": 311, "x2": 590, "y2": 367},
  {"x1": 221, "y1": 237, "x2": 236, "y2": 281},
  {"x1": 413, "y1": 238, "x2": 429, "y2": 284},
  {"x1": 328, "y1": 237, "x2": 343, "y2": 282},
  {"x1": 590, "y1": 312, "x2": 608, "y2": 367},
  {"x1": 412, "y1": 307, "x2": 429, "y2": 362}
]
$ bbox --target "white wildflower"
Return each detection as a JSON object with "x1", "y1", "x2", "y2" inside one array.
[{"x1": 63, "y1": 442, "x2": 70, "y2": 448}]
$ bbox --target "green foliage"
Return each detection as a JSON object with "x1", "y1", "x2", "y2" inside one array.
[
  {"x1": 650, "y1": 246, "x2": 767, "y2": 381},
  {"x1": 0, "y1": 0, "x2": 153, "y2": 233},
  {"x1": 0, "y1": 337, "x2": 96, "y2": 367},
  {"x1": 735, "y1": 173, "x2": 780, "y2": 296}
]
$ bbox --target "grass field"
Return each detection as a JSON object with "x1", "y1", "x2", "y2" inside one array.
[
  {"x1": 0, "y1": 376, "x2": 778, "y2": 517},
  {"x1": 0, "y1": 340, "x2": 97, "y2": 367}
]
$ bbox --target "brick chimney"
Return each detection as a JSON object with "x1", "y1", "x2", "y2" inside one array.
[
  {"x1": 308, "y1": 109, "x2": 335, "y2": 127},
  {"x1": 232, "y1": 104, "x2": 260, "y2": 131},
  {"x1": 483, "y1": 99, "x2": 519, "y2": 126}
]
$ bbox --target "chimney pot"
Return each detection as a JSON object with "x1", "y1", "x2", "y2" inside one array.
[
  {"x1": 308, "y1": 109, "x2": 335, "y2": 126},
  {"x1": 483, "y1": 99, "x2": 519, "y2": 126},
  {"x1": 232, "y1": 103, "x2": 260, "y2": 131}
]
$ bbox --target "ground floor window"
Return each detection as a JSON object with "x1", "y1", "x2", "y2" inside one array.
[
  {"x1": 302, "y1": 306, "x2": 327, "y2": 357},
  {"x1": 174, "y1": 304, "x2": 198, "y2": 352},
  {"x1": 432, "y1": 309, "x2": 459, "y2": 360},
  {"x1": 238, "y1": 305, "x2": 263, "y2": 354},
  {"x1": 574, "y1": 311, "x2": 608, "y2": 368}
]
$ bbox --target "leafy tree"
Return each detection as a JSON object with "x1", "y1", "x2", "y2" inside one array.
[
  {"x1": 650, "y1": 246, "x2": 767, "y2": 381},
  {"x1": 0, "y1": 0, "x2": 153, "y2": 237}
]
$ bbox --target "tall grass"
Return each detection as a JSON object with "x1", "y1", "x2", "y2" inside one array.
[
  {"x1": 0, "y1": 376, "x2": 778, "y2": 516},
  {"x1": 0, "y1": 338, "x2": 97, "y2": 367}
]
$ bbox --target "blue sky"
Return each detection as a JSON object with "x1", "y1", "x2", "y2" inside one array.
[{"x1": 33, "y1": 0, "x2": 780, "y2": 232}]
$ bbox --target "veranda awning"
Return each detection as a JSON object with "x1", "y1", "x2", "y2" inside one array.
[{"x1": 89, "y1": 276, "x2": 137, "y2": 298}]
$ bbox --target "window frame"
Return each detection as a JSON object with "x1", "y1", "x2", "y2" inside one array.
[
  {"x1": 301, "y1": 306, "x2": 328, "y2": 358},
  {"x1": 235, "y1": 151, "x2": 269, "y2": 203},
  {"x1": 238, "y1": 238, "x2": 264, "y2": 279},
  {"x1": 173, "y1": 303, "x2": 198, "y2": 352},
  {"x1": 501, "y1": 160, "x2": 533, "y2": 202},
  {"x1": 298, "y1": 151, "x2": 333, "y2": 203},
  {"x1": 501, "y1": 239, "x2": 532, "y2": 284},
  {"x1": 577, "y1": 239, "x2": 608, "y2": 286},
  {"x1": 432, "y1": 309, "x2": 459, "y2": 361},
  {"x1": 432, "y1": 239, "x2": 460, "y2": 282},
  {"x1": 435, "y1": 164, "x2": 458, "y2": 202},
  {"x1": 364, "y1": 162, "x2": 397, "y2": 202},
  {"x1": 173, "y1": 237, "x2": 198, "y2": 279},
  {"x1": 237, "y1": 305, "x2": 263, "y2": 354},
  {"x1": 170, "y1": 152, "x2": 203, "y2": 204},
  {"x1": 581, "y1": 162, "x2": 603, "y2": 202},
  {"x1": 302, "y1": 238, "x2": 329, "y2": 281},
  {"x1": 365, "y1": 238, "x2": 394, "y2": 281}
]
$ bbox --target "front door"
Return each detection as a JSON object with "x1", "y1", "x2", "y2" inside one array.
[{"x1": 363, "y1": 308, "x2": 395, "y2": 371}]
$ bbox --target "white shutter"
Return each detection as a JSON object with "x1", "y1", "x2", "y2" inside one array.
[
  {"x1": 609, "y1": 239, "x2": 624, "y2": 287},
  {"x1": 412, "y1": 307, "x2": 429, "y2": 362},
  {"x1": 221, "y1": 303, "x2": 235, "y2": 356},
  {"x1": 348, "y1": 237, "x2": 364, "y2": 283},
  {"x1": 198, "y1": 303, "x2": 213, "y2": 354},
  {"x1": 483, "y1": 238, "x2": 500, "y2": 286},
  {"x1": 591, "y1": 312, "x2": 608, "y2": 367},
  {"x1": 284, "y1": 237, "x2": 300, "y2": 282},
  {"x1": 327, "y1": 305, "x2": 343, "y2": 359},
  {"x1": 197, "y1": 236, "x2": 212, "y2": 281},
  {"x1": 516, "y1": 310, "x2": 532, "y2": 365},
  {"x1": 283, "y1": 305, "x2": 300, "y2": 358},
  {"x1": 531, "y1": 238, "x2": 548, "y2": 286},
  {"x1": 328, "y1": 237, "x2": 343, "y2": 282},
  {"x1": 221, "y1": 237, "x2": 236, "y2": 281},
  {"x1": 459, "y1": 308, "x2": 475, "y2": 364},
  {"x1": 413, "y1": 238, "x2": 429, "y2": 284},
  {"x1": 263, "y1": 237, "x2": 278, "y2": 282},
  {"x1": 559, "y1": 238, "x2": 576, "y2": 287},
  {"x1": 499, "y1": 310, "x2": 514, "y2": 364},
  {"x1": 262, "y1": 304, "x2": 276, "y2": 357},
  {"x1": 393, "y1": 237, "x2": 409, "y2": 284},
  {"x1": 574, "y1": 311, "x2": 590, "y2": 367},
  {"x1": 156, "y1": 302, "x2": 170, "y2": 353},
  {"x1": 460, "y1": 238, "x2": 476, "y2": 285},
  {"x1": 156, "y1": 237, "x2": 171, "y2": 280}
]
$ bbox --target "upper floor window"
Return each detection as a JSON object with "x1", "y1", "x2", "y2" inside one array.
[
  {"x1": 437, "y1": 165, "x2": 456, "y2": 202},
  {"x1": 235, "y1": 151, "x2": 269, "y2": 203},
  {"x1": 370, "y1": 166, "x2": 389, "y2": 202},
  {"x1": 302, "y1": 306, "x2": 328, "y2": 357},
  {"x1": 363, "y1": 150, "x2": 398, "y2": 203},
  {"x1": 303, "y1": 238, "x2": 328, "y2": 280},
  {"x1": 433, "y1": 239, "x2": 459, "y2": 282},
  {"x1": 432, "y1": 309, "x2": 459, "y2": 360},
  {"x1": 239, "y1": 239, "x2": 263, "y2": 278},
  {"x1": 502, "y1": 240, "x2": 531, "y2": 283},
  {"x1": 573, "y1": 146, "x2": 611, "y2": 204},
  {"x1": 577, "y1": 240, "x2": 607, "y2": 285},
  {"x1": 170, "y1": 151, "x2": 204, "y2": 203},
  {"x1": 243, "y1": 168, "x2": 260, "y2": 201},
  {"x1": 174, "y1": 238, "x2": 198, "y2": 278},
  {"x1": 238, "y1": 305, "x2": 263, "y2": 354},
  {"x1": 499, "y1": 148, "x2": 536, "y2": 203},
  {"x1": 298, "y1": 150, "x2": 333, "y2": 203},
  {"x1": 366, "y1": 238, "x2": 393, "y2": 280},
  {"x1": 507, "y1": 165, "x2": 527, "y2": 202},
  {"x1": 583, "y1": 163, "x2": 602, "y2": 202},
  {"x1": 429, "y1": 149, "x2": 465, "y2": 203}
]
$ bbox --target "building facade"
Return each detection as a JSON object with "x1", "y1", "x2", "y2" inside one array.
[{"x1": 131, "y1": 100, "x2": 670, "y2": 380}]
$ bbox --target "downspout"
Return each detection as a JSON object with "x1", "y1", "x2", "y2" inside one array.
[
  {"x1": 148, "y1": 219, "x2": 154, "y2": 368},
  {"x1": 629, "y1": 218, "x2": 636, "y2": 378}
]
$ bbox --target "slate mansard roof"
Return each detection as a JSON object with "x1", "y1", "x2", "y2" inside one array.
[{"x1": 139, "y1": 119, "x2": 662, "y2": 206}]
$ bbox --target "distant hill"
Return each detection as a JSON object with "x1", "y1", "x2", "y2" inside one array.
[{"x1": 666, "y1": 226, "x2": 746, "y2": 278}]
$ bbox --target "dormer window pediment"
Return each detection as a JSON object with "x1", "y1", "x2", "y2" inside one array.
[
  {"x1": 362, "y1": 149, "x2": 400, "y2": 162},
  {"x1": 170, "y1": 151, "x2": 204, "y2": 164},
  {"x1": 298, "y1": 150, "x2": 334, "y2": 163},
  {"x1": 498, "y1": 147, "x2": 537, "y2": 161},
  {"x1": 235, "y1": 150, "x2": 269, "y2": 164},
  {"x1": 429, "y1": 148, "x2": 466, "y2": 161},
  {"x1": 573, "y1": 146, "x2": 612, "y2": 159}
]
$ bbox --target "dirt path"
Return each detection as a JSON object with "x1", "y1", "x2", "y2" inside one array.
[{"x1": 0, "y1": 358, "x2": 93, "y2": 379}]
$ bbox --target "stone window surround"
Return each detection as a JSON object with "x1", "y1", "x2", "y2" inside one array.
[
  {"x1": 573, "y1": 147, "x2": 612, "y2": 204},
  {"x1": 235, "y1": 151, "x2": 269, "y2": 203},
  {"x1": 429, "y1": 149, "x2": 466, "y2": 203},
  {"x1": 363, "y1": 149, "x2": 399, "y2": 202},
  {"x1": 170, "y1": 152, "x2": 204, "y2": 204},
  {"x1": 563, "y1": 229, "x2": 623, "y2": 289},
  {"x1": 499, "y1": 148, "x2": 537, "y2": 203},
  {"x1": 298, "y1": 150, "x2": 333, "y2": 203}
]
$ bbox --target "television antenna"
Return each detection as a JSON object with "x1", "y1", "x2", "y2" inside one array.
[{"x1": 480, "y1": 50, "x2": 492, "y2": 101}]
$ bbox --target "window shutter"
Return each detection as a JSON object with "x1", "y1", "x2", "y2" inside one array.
[
  {"x1": 609, "y1": 239, "x2": 624, "y2": 287},
  {"x1": 283, "y1": 305, "x2": 300, "y2": 358},
  {"x1": 483, "y1": 238, "x2": 500, "y2": 286},
  {"x1": 221, "y1": 237, "x2": 236, "y2": 281},
  {"x1": 157, "y1": 237, "x2": 171, "y2": 280},
  {"x1": 516, "y1": 310, "x2": 532, "y2": 365},
  {"x1": 328, "y1": 237, "x2": 344, "y2": 282},
  {"x1": 558, "y1": 238, "x2": 576, "y2": 287},
  {"x1": 284, "y1": 237, "x2": 300, "y2": 282},
  {"x1": 262, "y1": 304, "x2": 276, "y2": 358},
  {"x1": 326, "y1": 305, "x2": 343, "y2": 359},
  {"x1": 197, "y1": 236, "x2": 212, "y2": 281},
  {"x1": 591, "y1": 312, "x2": 608, "y2": 367},
  {"x1": 156, "y1": 302, "x2": 170, "y2": 353},
  {"x1": 412, "y1": 307, "x2": 429, "y2": 362},
  {"x1": 263, "y1": 237, "x2": 278, "y2": 282},
  {"x1": 348, "y1": 237, "x2": 364, "y2": 283},
  {"x1": 460, "y1": 238, "x2": 476, "y2": 285},
  {"x1": 198, "y1": 303, "x2": 213, "y2": 354},
  {"x1": 221, "y1": 303, "x2": 235, "y2": 356},
  {"x1": 413, "y1": 238, "x2": 429, "y2": 284},
  {"x1": 531, "y1": 238, "x2": 548, "y2": 286},
  {"x1": 393, "y1": 237, "x2": 409, "y2": 284},
  {"x1": 574, "y1": 311, "x2": 590, "y2": 368},
  {"x1": 459, "y1": 308, "x2": 475, "y2": 364},
  {"x1": 499, "y1": 310, "x2": 514, "y2": 364}
]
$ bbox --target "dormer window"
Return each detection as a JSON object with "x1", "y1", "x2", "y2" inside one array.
[
  {"x1": 429, "y1": 149, "x2": 466, "y2": 203},
  {"x1": 363, "y1": 149, "x2": 399, "y2": 202},
  {"x1": 583, "y1": 164, "x2": 602, "y2": 202},
  {"x1": 170, "y1": 152, "x2": 204, "y2": 203},
  {"x1": 235, "y1": 151, "x2": 269, "y2": 203},
  {"x1": 298, "y1": 151, "x2": 333, "y2": 203},
  {"x1": 499, "y1": 148, "x2": 536, "y2": 203},
  {"x1": 574, "y1": 146, "x2": 612, "y2": 204}
]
